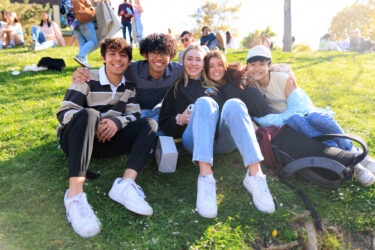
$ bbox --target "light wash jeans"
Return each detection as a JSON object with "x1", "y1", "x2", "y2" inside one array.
[
  {"x1": 182, "y1": 97, "x2": 264, "y2": 167},
  {"x1": 134, "y1": 16, "x2": 143, "y2": 45},
  {"x1": 286, "y1": 111, "x2": 353, "y2": 150},
  {"x1": 74, "y1": 22, "x2": 97, "y2": 59},
  {"x1": 31, "y1": 25, "x2": 57, "y2": 51}
]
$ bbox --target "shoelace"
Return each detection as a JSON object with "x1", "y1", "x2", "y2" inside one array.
[
  {"x1": 70, "y1": 198, "x2": 95, "y2": 218},
  {"x1": 202, "y1": 180, "x2": 215, "y2": 199},
  {"x1": 129, "y1": 182, "x2": 146, "y2": 199},
  {"x1": 255, "y1": 176, "x2": 270, "y2": 197}
]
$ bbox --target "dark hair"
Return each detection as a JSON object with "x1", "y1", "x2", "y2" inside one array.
[
  {"x1": 100, "y1": 38, "x2": 133, "y2": 61},
  {"x1": 39, "y1": 11, "x2": 51, "y2": 27},
  {"x1": 225, "y1": 31, "x2": 232, "y2": 45},
  {"x1": 180, "y1": 30, "x2": 192, "y2": 38},
  {"x1": 246, "y1": 56, "x2": 272, "y2": 65},
  {"x1": 1, "y1": 11, "x2": 5, "y2": 22},
  {"x1": 139, "y1": 33, "x2": 178, "y2": 59},
  {"x1": 225, "y1": 64, "x2": 246, "y2": 90},
  {"x1": 201, "y1": 26, "x2": 209, "y2": 33},
  {"x1": 320, "y1": 33, "x2": 331, "y2": 41}
]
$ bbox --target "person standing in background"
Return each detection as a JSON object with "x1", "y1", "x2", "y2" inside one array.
[
  {"x1": 225, "y1": 31, "x2": 237, "y2": 49},
  {"x1": 118, "y1": 0, "x2": 134, "y2": 46},
  {"x1": 133, "y1": 0, "x2": 143, "y2": 47}
]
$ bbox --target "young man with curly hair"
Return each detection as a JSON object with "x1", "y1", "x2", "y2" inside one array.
[
  {"x1": 73, "y1": 33, "x2": 182, "y2": 122},
  {"x1": 58, "y1": 38, "x2": 158, "y2": 238}
]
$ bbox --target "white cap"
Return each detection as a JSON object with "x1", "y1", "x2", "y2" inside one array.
[{"x1": 246, "y1": 45, "x2": 272, "y2": 61}]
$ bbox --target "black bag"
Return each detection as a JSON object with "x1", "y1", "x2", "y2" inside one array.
[
  {"x1": 271, "y1": 126, "x2": 368, "y2": 189},
  {"x1": 258, "y1": 125, "x2": 368, "y2": 230},
  {"x1": 37, "y1": 57, "x2": 66, "y2": 71}
]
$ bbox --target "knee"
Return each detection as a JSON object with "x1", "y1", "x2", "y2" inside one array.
[
  {"x1": 223, "y1": 98, "x2": 246, "y2": 111},
  {"x1": 195, "y1": 96, "x2": 219, "y2": 110},
  {"x1": 140, "y1": 117, "x2": 158, "y2": 133},
  {"x1": 286, "y1": 113, "x2": 306, "y2": 125}
]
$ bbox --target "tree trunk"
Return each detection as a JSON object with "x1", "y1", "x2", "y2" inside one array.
[{"x1": 283, "y1": 0, "x2": 292, "y2": 52}]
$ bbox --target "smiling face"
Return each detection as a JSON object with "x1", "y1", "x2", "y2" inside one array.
[
  {"x1": 246, "y1": 60, "x2": 270, "y2": 82},
  {"x1": 183, "y1": 49, "x2": 204, "y2": 79},
  {"x1": 202, "y1": 27, "x2": 209, "y2": 36},
  {"x1": 207, "y1": 57, "x2": 226, "y2": 83},
  {"x1": 101, "y1": 49, "x2": 130, "y2": 84},
  {"x1": 145, "y1": 51, "x2": 171, "y2": 78},
  {"x1": 181, "y1": 33, "x2": 193, "y2": 48},
  {"x1": 41, "y1": 12, "x2": 48, "y2": 22}
]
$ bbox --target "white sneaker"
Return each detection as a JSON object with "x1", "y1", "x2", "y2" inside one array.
[
  {"x1": 360, "y1": 155, "x2": 375, "y2": 175},
  {"x1": 354, "y1": 164, "x2": 375, "y2": 187},
  {"x1": 74, "y1": 55, "x2": 92, "y2": 68},
  {"x1": 64, "y1": 190, "x2": 101, "y2": 238},
  {"x1": 243, "y1": 171, "x2": 275, "y2": 213},
  {"x1": 109, "y1": 178, "x2": 153, "y2": 216},
  {"x1": 196, "y1": 175, "x2": 217, "y2": 218}
]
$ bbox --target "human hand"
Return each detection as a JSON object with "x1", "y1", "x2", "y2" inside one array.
[
  {"x1": 72, "y1": 67, "x2": 90, "y2": 84},
  {"x1": 119, "y1": 10, "x2": 125, "y2": 15},
  {"x1": 96, "y1": 119, "x2": 118, "y2": 143},
  {"x1": 178, "y1": 108, "x2": 191, "y2": 125}
]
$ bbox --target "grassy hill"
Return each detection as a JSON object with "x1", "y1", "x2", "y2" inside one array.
[{"x1": 0, "y1": 46, "x2": 374, "y2": 249}]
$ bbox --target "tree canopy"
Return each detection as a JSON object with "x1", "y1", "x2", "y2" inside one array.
[
  {"x1": 330, "y1": 0, "x2": 375, "y2": 40},
  {"x1": 190, "y1": 0, "x2": 241, "y2": 38},
  {"x1": 241, "y1": 26, "x2": 277, "y2": 49}
]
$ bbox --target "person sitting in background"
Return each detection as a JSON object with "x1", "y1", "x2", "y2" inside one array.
[
  {"x1": 178, "y1": 30, "x2": 209, "y2": 64},
  {"x1": 200, "y1": 26, "x2": 225, "y2": 52},
  {"x1": 350, "y1": 29, "x2": 371, "y2": 52},
  {"x1": 30, "y1": 11, "x2": 65, "y2": 51},
  {"x1": 0, "y1": 12, "x2": 24, "y2": 49},
  {"x1": 337, "y1": 33, "x2": 350, "y2": 51},
  {"x1": 58, "y1": 38, "x2": 157, "y2": 238},
  {"x1": 225, "y1": 30, "x2": 237, "y2": 49},
  {"x1": 318, "y1": 33, "x2": 340, "y2": 51}
]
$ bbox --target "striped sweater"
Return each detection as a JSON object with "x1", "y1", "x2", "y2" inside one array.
[{"x1": 57, "y1": 69, "x2": 141, "y2": 135}]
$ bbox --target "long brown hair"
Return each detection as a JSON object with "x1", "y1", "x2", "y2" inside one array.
[
  {"x1": 204, "y1": 50, "x2": 245, "y2": 90},
  {"x1": 39, "y1": 11, "x2": 52, "y2": 27}
]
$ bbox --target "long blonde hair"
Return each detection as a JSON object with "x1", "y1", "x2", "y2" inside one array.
[{"x1": 173, "y1": 44, "x2": 216, "y2": 96}]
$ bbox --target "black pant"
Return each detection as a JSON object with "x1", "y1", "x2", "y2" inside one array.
[
  {"x1": 241, "y1": 87, "x2": 272, "y2": 118},
  {"x1": 59, "y1": 109, "x2": 157, "y2": 178}
]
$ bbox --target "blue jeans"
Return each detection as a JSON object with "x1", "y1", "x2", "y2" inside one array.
[
  {"x1": 74, "y1": 22, "x2": 97, "y2": 59},
  {"x1": 286, "y1": 111, "x2": 353, "y2": 150},
  {"x1": 182, "y1": 97, "x2": 263, "y2": 166},
  {"x1": 32, "y1": 26, "x2": 57, "y2": 51},
  {"x1": 122, "y1": 21, "x2": 133, "y2": 45},
  {"x1": 133, "y1": 17, "x2": 143, "y2": 45}
]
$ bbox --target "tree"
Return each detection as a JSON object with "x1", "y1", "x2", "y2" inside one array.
[
  {"x1": 241, "y1": 26, "x2": 277, "y2": 49},
  {"x1": 330, "y1": 0, "x2": 375, "y2": 40},
  {"x1": 190, "y1": 0, "x2": 241, "y2": 38},
  {"x1": 282, "y1": 0, "x2": 292, "y2": 52}
]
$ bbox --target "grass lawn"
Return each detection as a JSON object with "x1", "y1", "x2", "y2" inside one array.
[{"x1": 0, "y1": 46, "x2": 374, "y2": 249}]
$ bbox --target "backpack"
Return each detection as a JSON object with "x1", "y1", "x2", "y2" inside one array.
[
  {"x1": 72, "y1": 0, "x2": 96, "y2": 24},
  {"x1": 256, "y1": 125, "x2": 368, "y2": 229}
]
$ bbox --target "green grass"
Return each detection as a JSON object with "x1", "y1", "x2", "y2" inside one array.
[{"x1": 0, "y1": 46, "x2": 374, "y2": 249}]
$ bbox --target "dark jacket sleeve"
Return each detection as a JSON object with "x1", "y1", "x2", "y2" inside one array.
[{"x1": 159, "y1": 88, "x2": 186, "y2": 138}]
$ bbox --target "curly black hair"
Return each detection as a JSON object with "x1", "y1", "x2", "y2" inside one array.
[
  {"x1": 139, "y1": 33, "x2": 178, "y2": 59},
  {"x1": 100, "y1": 38, "x2": 132, "y2": 61}
]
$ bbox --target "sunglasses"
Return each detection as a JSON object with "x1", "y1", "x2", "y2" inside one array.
[{"x1": 181, "y1": 38, "x2": 190, "y2": 43}]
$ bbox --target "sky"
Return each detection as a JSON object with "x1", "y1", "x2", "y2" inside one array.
[{"x1": 113, "y1": 0, "x2": 357, "y2": 50}]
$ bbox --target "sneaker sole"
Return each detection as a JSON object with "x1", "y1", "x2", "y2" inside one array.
[
  {"x1": 108, "y1": 191, "x2": 153, "y2": 216},
  {"x1": 74, "y1": 57, "x2": 87, "y2": 67}
]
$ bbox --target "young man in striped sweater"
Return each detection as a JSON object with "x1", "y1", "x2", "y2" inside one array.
[{"x1": 57, "y1": 38, "x2": 157, "y2": 238}]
